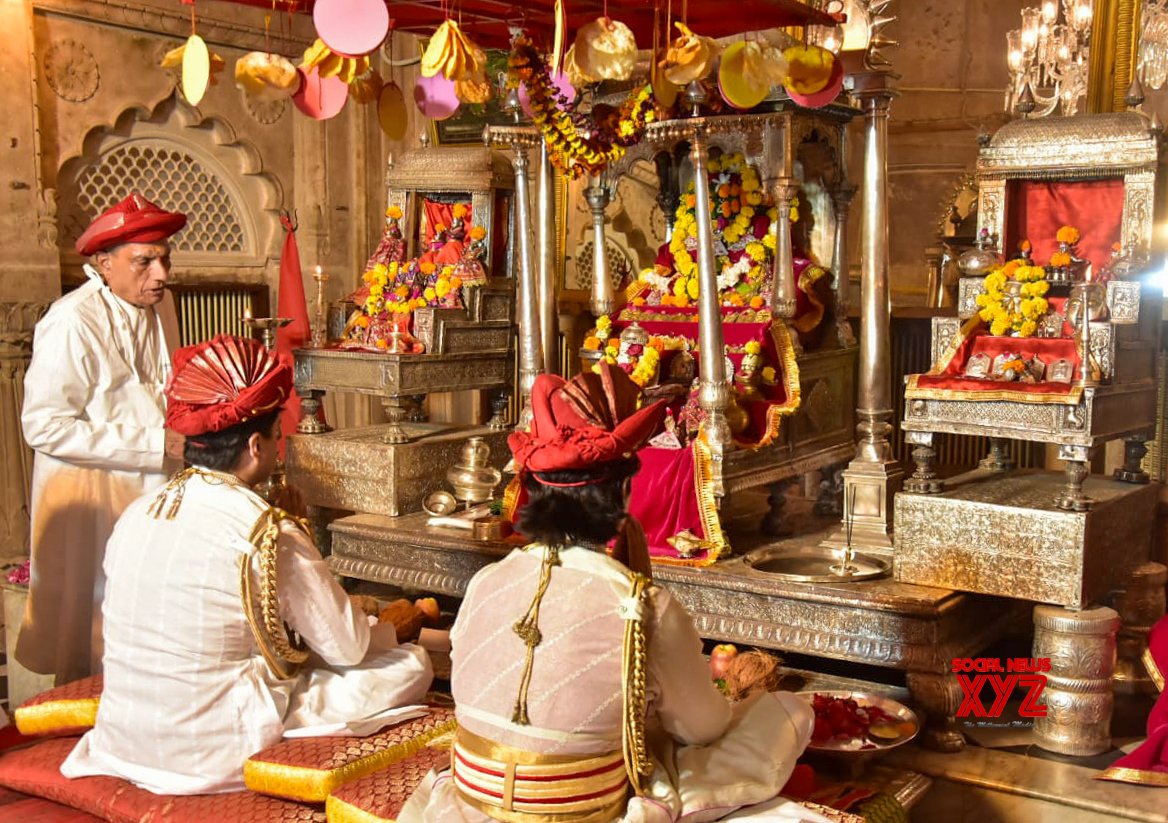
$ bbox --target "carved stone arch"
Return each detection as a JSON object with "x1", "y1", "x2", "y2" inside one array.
[{"x1": 56, "y1": 95, "x2": 283, "y2": 286}]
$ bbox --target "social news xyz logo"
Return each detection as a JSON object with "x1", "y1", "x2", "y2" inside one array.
[{"x1": 952, "y1": 657, "x2": 1051, "y2": 718}]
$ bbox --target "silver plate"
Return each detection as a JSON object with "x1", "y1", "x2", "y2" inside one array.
[
  {"x1": 743, "y1": 547, "x2": 890, "y2": 583},
  {"x1": 798, "y1": 690, "x2": 920, "y2": 755}
]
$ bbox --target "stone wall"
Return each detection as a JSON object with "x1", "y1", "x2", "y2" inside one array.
[{"x1": 0, "y1": 0, "x2": 425, "y2": 556}]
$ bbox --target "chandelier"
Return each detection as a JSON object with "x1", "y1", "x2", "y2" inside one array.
[{"x1": 1005, "y1": 0, "x2": 1094, "y2": 117}]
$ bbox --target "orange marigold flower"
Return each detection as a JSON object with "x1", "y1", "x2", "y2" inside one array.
[
  {"x1": 718, "y1": 183, "x2": 731, "y2": 198},
  {"x1": 685, "y1": 194, "x2": 696, "y2": 208},
  {"x1": 674, "y1": 295, "x2": 690, "y2": 308},
  {"x1": 450, "y1": 276, "x2": 462, "y2": 288},
  {"x1": 607, "y1": 337, "x2": 621, "y2": 349},
  {"x1": 1112, "y1": 241, "x2": 1123, "y2": 253},
  {"x1": 1056, "y1": 225, "x2": 1081, "y2": 245},
  {"x1": 632, "y1": 296, "x2": 646, "y2": 306},
  {"x1": 749, "y1": 296, "x2": 766, "y2": 310},
  {"x1": 469, "y1": 225, "x2": 487, "y2": 241},
  {"x1": 387, "y1": 205, "x2": 403, "y2": 220},
  {"x1": 453, "y1": 203, "x2": 469, "y2": 219},
  {"x1": 1002, "y1": 260, "x2": 1021, "y2": 277},
  {"x1": 583, "y1": 336, "x2": 601, "y2": 350},
  {"x1": 395, "y1": 285, "x2": 410, "y2": 298},
  {"x1": 1019, "y1": 239, "x2": 1032, "y2": 252},
  {"x1": 355, "y1": 315, "x2": 370, "y2": 328},
  {"x1": 375, "y1": 338, "x2": 389, "y2": 349},
  {"x1": 1050, "y1": 251, "x2": 1071, "y2": 267},
  {"x1": 420, "y1": 262, "x2": 437, "y2": 275},
  {"x1": 648, "y1": 337, "x2": 666, "y2": 352}
]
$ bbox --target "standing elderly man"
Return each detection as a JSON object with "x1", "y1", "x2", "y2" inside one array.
[{"x1": 19, "y1": 193, "x2": 187, "y2": 684}]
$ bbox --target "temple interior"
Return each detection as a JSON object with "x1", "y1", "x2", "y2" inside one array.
[{"x1": 2, "y1": 0, "x2": 1168, "y2": 820}]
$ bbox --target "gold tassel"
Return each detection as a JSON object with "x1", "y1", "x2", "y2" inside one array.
[{"x1": 510, "y1": 546, "x2": 560, "y2": 725}]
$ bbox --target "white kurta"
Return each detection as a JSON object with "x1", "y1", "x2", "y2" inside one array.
[
  {"x1": 19, "y1": 267, "x2": 179, "y2": 683},
  {"x1": 60, "y1": 474, "x2": 434, "y2": 795},
  {"x1": 400, "y1": 546, "x2": 822, "y2": 823}
]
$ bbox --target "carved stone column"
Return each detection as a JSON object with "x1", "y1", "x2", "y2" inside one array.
[
  {"x1": 1033, "y1": 604, "x2": 1119, "y2": 756},
  {"x1": 822, "y1": 70, "x2": 903, "y2": 556},
  {"x1": 0, "y1": 303, "x2": 49, "y2": 560}
]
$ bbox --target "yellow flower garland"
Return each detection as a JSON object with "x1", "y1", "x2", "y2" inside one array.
[{"x1": 975, "y1": 262, "x2": 1049, "y2": 337}]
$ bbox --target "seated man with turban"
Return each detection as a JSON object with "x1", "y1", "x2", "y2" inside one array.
[
  {"x1": 61, "y1": 335, "x2": 433, "y2": 795},
  {"x1": 400, "y1": 363, "x2": 821, "y2": 823}
]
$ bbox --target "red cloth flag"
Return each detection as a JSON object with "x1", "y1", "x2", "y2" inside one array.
[{"x1": 275, "y1": 213, "x2": 316, "y2": 443}]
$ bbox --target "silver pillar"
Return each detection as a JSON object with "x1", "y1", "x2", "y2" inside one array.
[
  {"x1": 770, "y1": 179, "x2": 798, "y2": 320},
  {"x1": 512, "y1": 145, "x2": 543, "y2": 425},
  {"x1": 536, "y1": 142, "x2": 559, "y2": 375},
  {"x1": 692, "y1": 135, "x2": 732, "y2": 486},
  {"x1": 585, "y1": 177, "x2": 615, "y2": 318},
  {"x1": 823, "y1": 72, "x2": 902, "y2": 556},
  {"x1": 831, "y1": 180, "x2": 858, "y2": 348}
]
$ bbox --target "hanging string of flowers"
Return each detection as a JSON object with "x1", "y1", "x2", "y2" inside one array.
[{"x1": 508, "y1": 35, "x2": 656, "y2": 178}]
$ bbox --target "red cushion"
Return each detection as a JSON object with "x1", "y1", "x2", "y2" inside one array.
[
  {"x1": 325, "y1": 746, "x2": 450, "y2": 822},
  {"x1": 244, "y1": 707, "x2": 456, "y2": 803},
  {"x1": 0, "y1": 737, "x2": 325, "y2": 823},
  {"x1": 0, "y1": 786, "x2": 104, "y2": 822}
]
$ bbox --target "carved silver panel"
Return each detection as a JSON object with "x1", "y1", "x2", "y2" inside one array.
[
  {"x1": 1088, "y1": 321, "x2": 1114, "y2": 381},
  {"x1": 957, "y1": 278, "x2": 986, "y2": 320},
  {"x1": 1107, "y1": 280, "x2": 1141, "y2": 325},
  {"x1": 930, "y1": 317, "x2": 962, "y2": 366}
]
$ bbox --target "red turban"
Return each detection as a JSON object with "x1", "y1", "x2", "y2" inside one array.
[
  {"x1": 75, "y1": 192, "x2": 187, "y2": 256},
  {"x1": 508, "y1": 362, "x2": 666, "y2": 474},
  {"x1": 165, "y1": 335, "x2": 292, "y2": 436}
]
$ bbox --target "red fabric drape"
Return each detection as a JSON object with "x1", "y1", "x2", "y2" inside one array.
[
  {"x1": 629, "y1": 446, "x2": 710, "y2": 559},
  {"x1": 1005, "y1": 179, "x2": 1125, "y2": 269},
  {"x1": 275, "y1": 215, "x2": 315, "y2": 448},
  {"x1": 421, "y1": 200, "x2": 472, "y2": 244}
]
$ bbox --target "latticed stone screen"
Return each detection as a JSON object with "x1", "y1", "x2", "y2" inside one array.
[{"x1": 63, "y1": 140, "x2": 248, "y2": 254}]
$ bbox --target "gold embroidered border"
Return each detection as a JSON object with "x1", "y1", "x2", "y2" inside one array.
[
  {"x1": 452, "y1": 727, "x2": 630, "y2": 822},
  {"x1": 904, "y1": 374, "x2": 1084, "y2": 406},
  {"x1": 502, "y1": 475, "x2": 523, "y2": 522},
  {"x1": 14, "y1": 698, "x2": 99, "y2": 736},
  {"x1": 243, "y1": 716, "x2": 457, "y2": 803},
  {"x1": 1144, "y1": 646, "x2": 1165, "y2": 692},
  {"x1": 1096, "y1": 766, "x2": 1168, "y2": 787},
  {"x1": 791, "y1": 264, "x2": 828, "y2": 334},
  {"x1": 616, "y1": 307, "x2": 773, "y2": 324},
  {"x1": 651, "y1": 437, "x2": 727, "y2": 568},
  {"x1": 927, "y1": 316, "x2": 985, "y2": 376},
  {"x1": 746, "y1": 320, "x2": 802, "y2": 449}
]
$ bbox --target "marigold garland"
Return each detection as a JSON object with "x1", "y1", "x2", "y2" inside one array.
[
  {"x1": 508, "y1": 36, "x2": 656, "y2": 178},
  {"x1": 975, "y1": 261, "x2": 1050, "y2": 337},
  {"x1": 648, "y1": 153, "x2": 784, "y2": 307}
]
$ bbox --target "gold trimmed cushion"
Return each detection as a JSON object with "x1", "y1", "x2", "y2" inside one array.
[
  {"x1": 244, "y1": 707, "x2": 455, "y2": 803},
  {"x1": 13, "y1": 675, "x2": 101, "y2": 738},
  {"x1": 325, "y1": 746, "x2": 450, "y2": 823}
]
